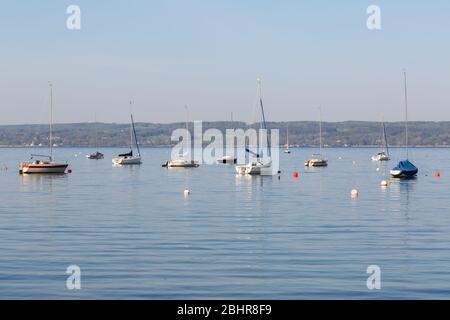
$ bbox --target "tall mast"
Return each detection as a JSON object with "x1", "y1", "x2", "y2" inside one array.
[
  {"x1": 382, "y1": 117, "x2": 389, "y2": 157},
  {"x1": 286, "y1": 124, "x2": 289, "y2": 146},
  {"x1": 257, "y1": 78, "x2": 270, "y2": 157},
  {"x1": 49, "y1": 82, "x2": 53, "y2": 161},
  {"x1": 184, "y1": 105, "x2": 189, "y2": 156},
  {"x1": 129, "y1": 101, "x2": 133, "y2": 151},
  {"x1": 403, "y1": 70, "x2": 409, "y2": 159},
  {"x1": 319, "y1": 107, "x2": 323, "y2": 154},
  {"x1": 131, "y1": 114, "x2": 140, "y2": 157}
]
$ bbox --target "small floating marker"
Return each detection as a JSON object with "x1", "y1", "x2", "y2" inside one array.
[
  {"x1": 293, "y1": 171, "x2": 299, "y2": 178},
  {"x1": 351, "y1": 189, "x2": 359, "y2": 198},
  {"x1": 184, "y1": 189, "x2": 190, "y2": 196},
  {"x1": 381, "y1": 180, "x2": 389, "y2": 187},
  {"x1": 435, "y1": 171, "x2": 441, "y2": 178},
  {"x1": 352, "y1": 161, "x2": 357, "y2": 166},
  {"x1": 68, "y1": 169, "x2": 72, "y2": 174},
  {"x1": 376, "y1": 167, "x2": 380, "y2": 172}
]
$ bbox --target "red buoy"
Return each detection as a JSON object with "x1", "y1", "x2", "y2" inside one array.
[
  {"x1": 293, "y1": 171, "x2": 299, "y2": 178},
  {"x1": 68, "y1": 169, "x2": 72, "y2": 174}
]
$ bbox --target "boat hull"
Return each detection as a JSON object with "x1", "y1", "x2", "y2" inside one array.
[
  {"x1": 112, "y1": 156, "x2": 141, "y2": 165},
  {"x1": 390, "y1": 160, "x2": 418, "y2": 178},
  {"x1": 236, "y1": 161, "x2": 273, "y2": 175},
  {"x1": 305, "y1": 159, "x2": 328, "y2": 167},
  {"x1": 163, "y1": 160, "x2": 199, "y2": 168},
  {"x1": 20, "y1": 163, "x2": 68, "y2": 174}
]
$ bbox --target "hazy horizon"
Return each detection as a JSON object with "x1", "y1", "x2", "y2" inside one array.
[{"x1": 1, "y1": 1, "x2": 449, "y2": 124}]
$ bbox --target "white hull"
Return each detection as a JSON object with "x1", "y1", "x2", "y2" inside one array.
[
  {"x1": 305, "y1": 158, "x2": 328, "y2": 167},
  {"x1": 372, "y1": 153, "x2": 390, "y2": 161},
  {"x1": 236, "y1": 160, "x2": 273, "y2": 175},
  {"x1": 216, "y1": 156, "x2": 237, "y2": 164},
  {"x1": 112, "y1": 156, "x2": 141, "y2": 165},
  {"x1": 20, "y1": 162, "x2": 68, "y2": 174},
  {"x1": 163, "y1": 159, "x2": 199, "y2": 168}
]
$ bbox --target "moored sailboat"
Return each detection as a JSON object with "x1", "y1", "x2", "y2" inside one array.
[
  {"x1": 19, "y1": 83, "x2": 68, "y2": 174},
  {"x1": 390, "y1": 71, "x2": 418, "y2": 178},
  {"x1": 372, "y1": 118, "x2": 390, "y2": 161},
  {"x1": 305, "y1": 108, "x2": 328, "y2": 167},
  {"x1": 112, "y1": 109, "x2": 142, "y2": 165},
  {"x1": 236, "y1": 78, "x2": 274, "y2": 176},
  {"x1": 284, "y1": 124, "x2": 291, "y2": 154}
]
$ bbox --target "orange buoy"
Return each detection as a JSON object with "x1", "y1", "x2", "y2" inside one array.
[
  {"x1": 293, "y1": 171, "x2": 299, "y2": 178},
  {"x1": 435, "y1": 171, "x2": 441, "y2": 178}
]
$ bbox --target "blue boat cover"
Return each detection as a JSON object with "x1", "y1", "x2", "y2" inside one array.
[
  {"x1": 393, "y1": 160, "x2": 418, "y2": 176},
  {"x1": 119, "y1": 150, "x2": 132, "y2": 157}
]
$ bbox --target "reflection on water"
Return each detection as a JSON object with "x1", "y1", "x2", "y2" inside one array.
[{"x1": 1, "y1": 147, "x2": 450, "y2": 299}]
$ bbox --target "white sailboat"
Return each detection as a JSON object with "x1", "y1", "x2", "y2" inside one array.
[
  {"x1": 217, "y1": 112, "x2": 237, "y2": 164},
  {"x1": 112, "y1": 109, "x2": 142, "y2": 165},
  {"x1": 163, "y1": 105, "x2": 199, "y2": 168},
  {"x1": 284, "y1": 124, "x2": 291, "y2": 154},
  {"x1": 305, "y1": 108, "x2": 328, "y2": 167},
  {"x1": 236, "y1": 78, "x2": 274, "y2": 176},
  {"x1": 372, "y1": 118, "x2": 390, "y2": 161},
  {"x1": 19, "y1": 83, "x2": 68, "y2": 174}
]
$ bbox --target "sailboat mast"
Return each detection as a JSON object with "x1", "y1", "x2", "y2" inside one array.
[
  {"x1": 286, "y1": 124, "x2": 289, "y2": 146},
  {"x1": 49, "y1": 82, "x2": 53, "y2": 161},
  {"x1": 131, "y1": 114, "x2": 140, "y2": 157},
  {"x1": 403, "y1": 71, "x2": 409, "y2": 159},
  {"x1": 319, "y1": 108, "x2": 323, "y2": 154},
  {"x1": 257, "y1": 79, "x2": 271, "y2": 157},
  {"x1": 129, "y1": 101, "x2": 133, "y2": 151},
  {"x1": 382, "y1": 120, "x2": 389, "y2": 157}
]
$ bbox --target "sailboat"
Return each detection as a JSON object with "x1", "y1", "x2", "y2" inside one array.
[
  {"x1": 19, "y1": 83, "x2": 68, "y2": 174},
  {"x1": 372, "y1": 118, "x2": 390, "y2": 161},
  {"x1": 284, "y1": 124, "x2": 291, "y2": 154},
  {"x1": 112, "y1": 110, "x2": 142, "y2": 165},
  {"x1": 162, "y1": 105, "x2": 199, "y2": 168},
  {"x1": 86, "y1": 115, "x2": 104, "y2": 160},
  {"x1": 390, "y1": 71, "x2": 418, "y2": 178},
  {"x1": 305, "y1": 109, "x2": 328, "y2": 167},
  {"x1": 236, "y1": 78, "x2": 273, "y2": 175},
  {"x1": 217, "y1": 112, "x2": 237, "y2": 164}
]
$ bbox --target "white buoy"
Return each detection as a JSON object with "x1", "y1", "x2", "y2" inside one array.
[
  {"x1": 381, "y1": 180, "x2": 388, "y2": 187},
  {"x1": 351, "y1": 189, "x2": 359, "y2": 198},
  {"x1": 376, "y1": 167, "x2": 380, "y2": 172},
  {"x1": 184, "y1": 189, "x2": 190, "y2": 196}
]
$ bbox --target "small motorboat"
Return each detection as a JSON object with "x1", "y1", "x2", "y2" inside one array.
[
  {"x1": 390, "y1": 160, "x2": 418, "y2": 178},
  {"x1": 86, "y1": 151, "x2": 104, "y2": 160},
  {"x1": 371, "y1": 151, "x2": 390, "y2": 162},
  {"x1": 305, "y1": 155, "x2": 328, "y2": 167},
  {"x1": 216, "y1": 155, "x2": 237, "y2": 164}
]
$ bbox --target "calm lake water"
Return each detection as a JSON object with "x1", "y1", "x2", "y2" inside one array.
[{"x1": 0, "y1": 147, "x2": 450, "y2": 299}]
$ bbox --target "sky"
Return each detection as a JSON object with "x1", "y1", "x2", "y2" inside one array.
[{"x1": 0, "y1": 0, "x2": 449, "y2": 124}]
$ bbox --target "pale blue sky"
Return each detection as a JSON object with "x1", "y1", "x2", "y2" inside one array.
[{"x1": 0, "y1": 1, "x2": 449, "y2": 124}]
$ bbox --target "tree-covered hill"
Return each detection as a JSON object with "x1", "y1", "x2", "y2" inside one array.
[{"x1": 0, "y1": 121, "x2": 449, "y2": 147}]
